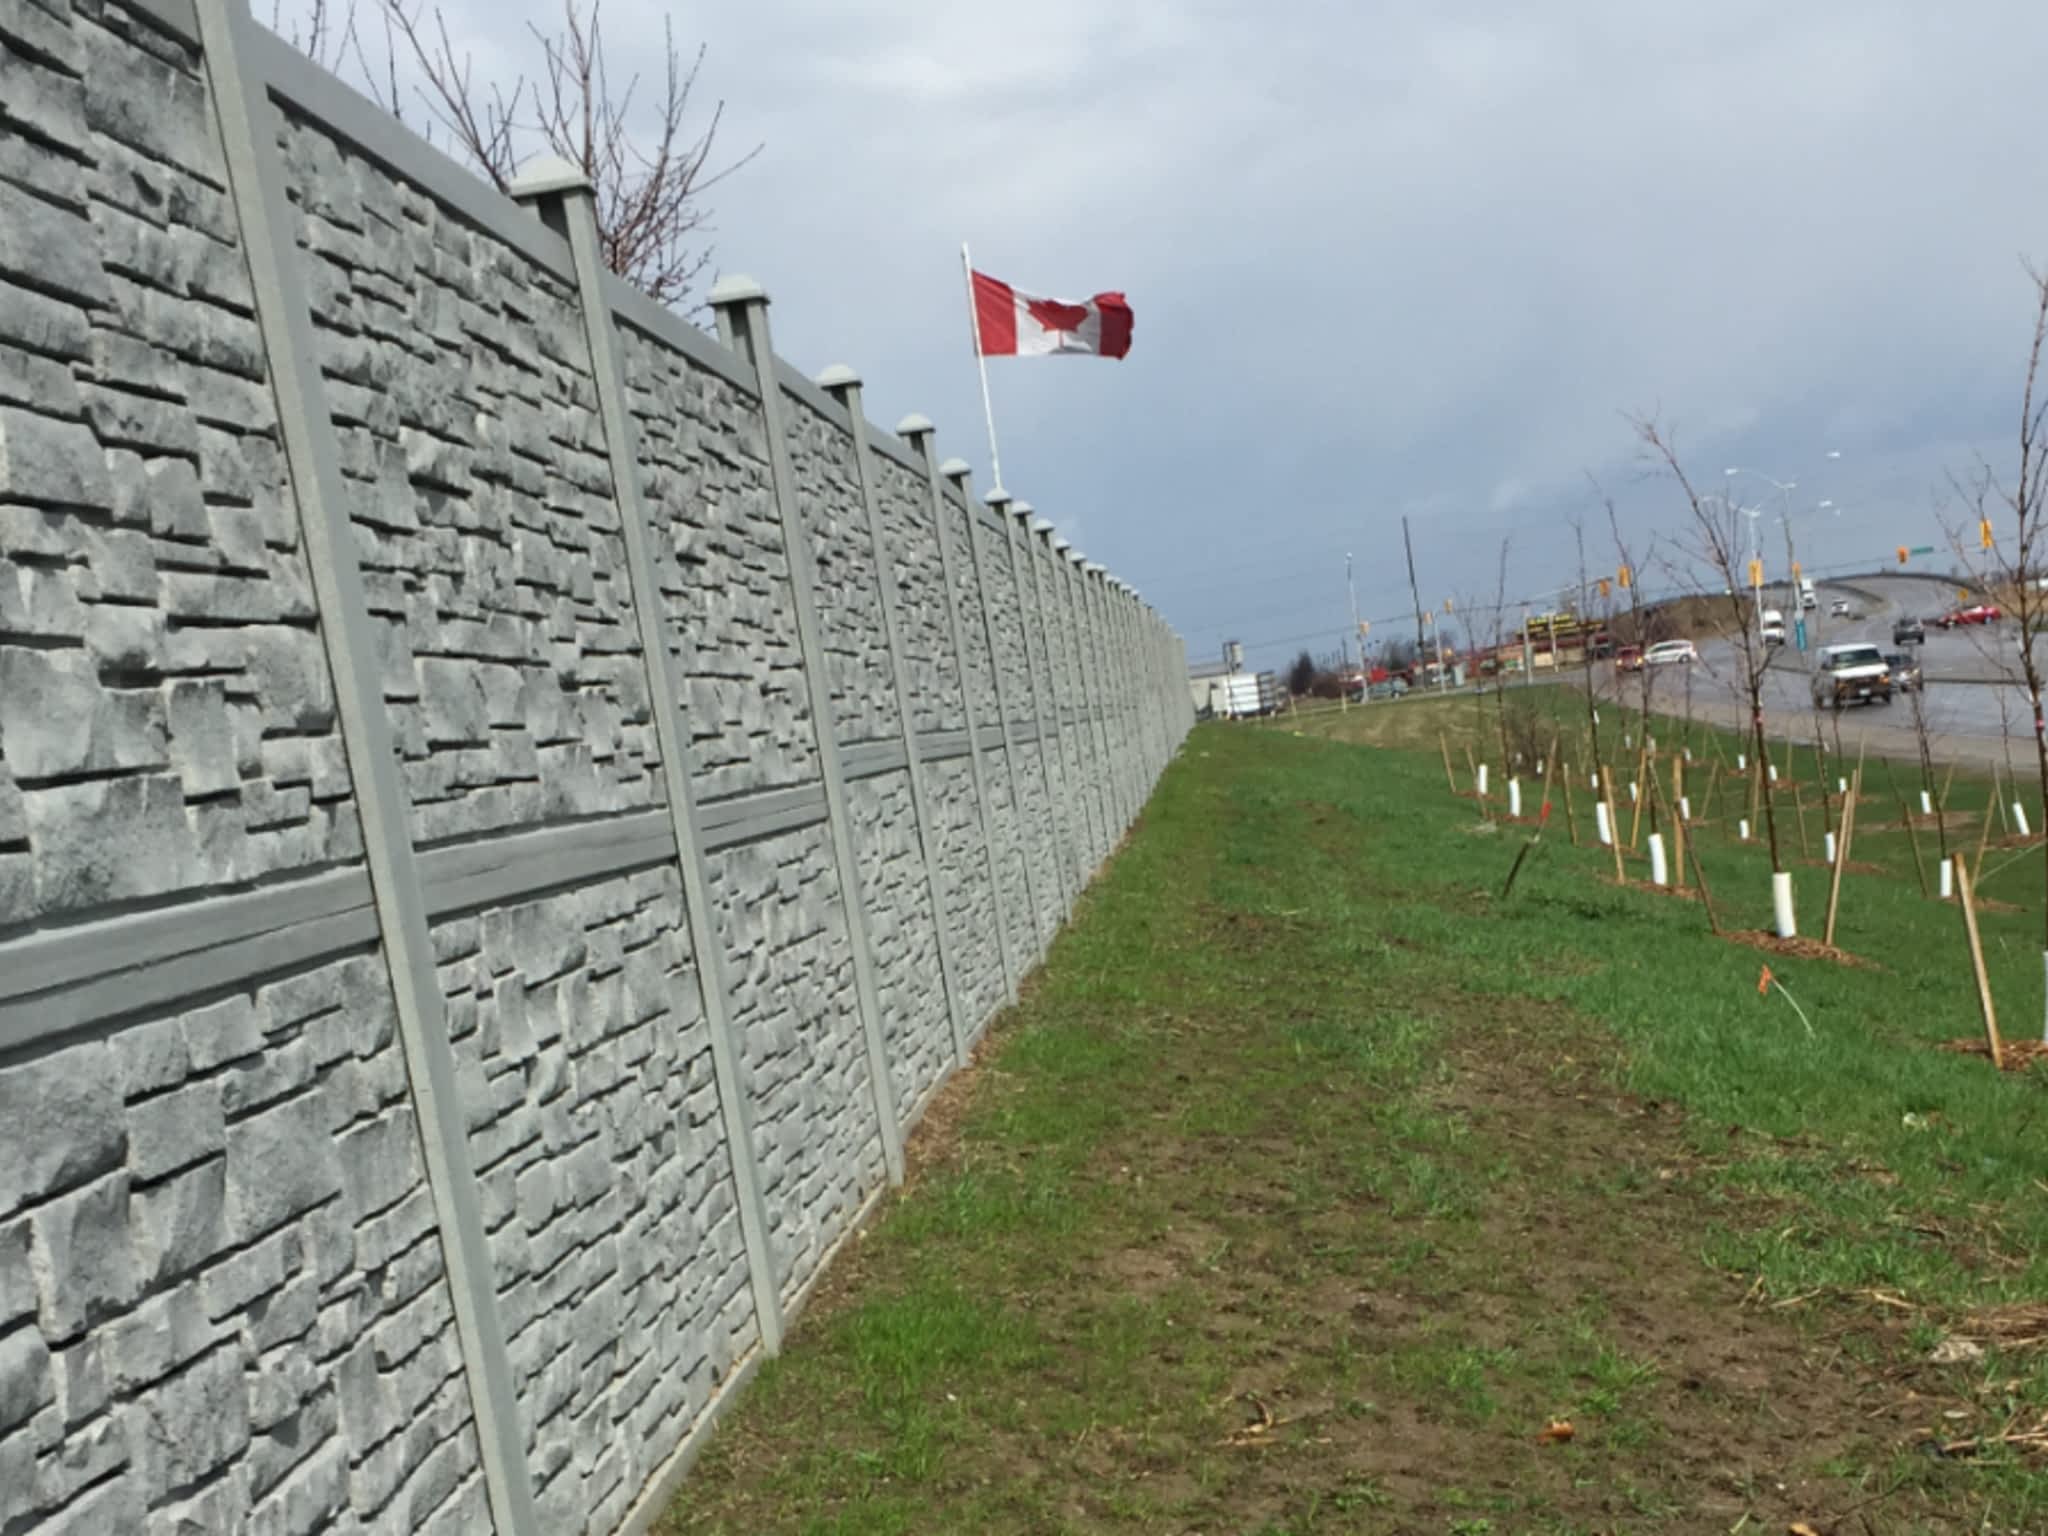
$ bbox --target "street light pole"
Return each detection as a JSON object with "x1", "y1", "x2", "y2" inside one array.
[{"x1": 1347, "y1": 551, "x2": 1365, "y2": 704}]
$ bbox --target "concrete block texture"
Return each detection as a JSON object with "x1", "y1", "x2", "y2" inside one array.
[
  {"x1": 0, "y1": 2, "x2": 1189, "y2": 1533},
  {"x1": 784, "y1": 395, "x2": 898, "y2": 749},
  {"x1": 872, "y1": 455, "x2": 957, "y2": 739},
  {"x1": 277, "y1": 109, "x2": 665, "y2": 847},
  {"x1": 843, "y1": 770, "x2": 951, "y2": 1120},
  {"x1": 615, "y1": 324, "x2": 820, "y2": 800},
  {"x1": 0, "y1": 952, "x2": 492, "y2": 1535},
  {"x1": 924, "y1": 755, "x2": 1007, "y2": 1033},
  {"x1": 0, "y1": 2, "x2": 361, "y2": 927},
  {"x1": 436, "y1": 865, "x2": 756, "y2": 1536},
  {"x1": 706, "y1": 823, "x2": 886, "y2": 1305}
]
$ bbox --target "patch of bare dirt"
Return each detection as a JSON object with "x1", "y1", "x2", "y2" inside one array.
[
  {"x1": 1936, "y1": 1038, "x2": 2048, "y2": 1072},
  {"x1": 1721, "y1": 929, "x2": 1880, "y2": 968}
]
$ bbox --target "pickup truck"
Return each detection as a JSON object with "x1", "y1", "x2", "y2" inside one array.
[
  {"x1": 1892, "y1": 616, "x2": 1925, "y2": 645},
  {"x1": 1812, "y1": 643, "x2": 1893, "y2": 709}
]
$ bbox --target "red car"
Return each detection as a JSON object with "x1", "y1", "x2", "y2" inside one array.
[
  {"x1": 1614, "y1": 645, "x2": 1644, "y2": 672},
  {"x1": 1932, "y1": 603, "x2": 2002, "y2": 628}
]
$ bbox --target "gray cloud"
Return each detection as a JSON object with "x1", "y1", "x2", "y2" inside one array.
[{"x1": 284, "y1": 0, "x2": 2048, "y2": 669}]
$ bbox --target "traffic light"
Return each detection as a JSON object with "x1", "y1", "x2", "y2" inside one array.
[
  {"x1": 1617, "y1": 565, "x2": 1632, "y2": 589},
  {"x1": 1747, "y1": 557, "x2": 1763, "y2": 588},
  {"x1": 1981, "y1": 518, "x2": 1996, "y2": 550},
  {"x1": 1897, "y1": 546, "x2": 1909, "y2": 565},
  {"x1": 1791, "y1": 561, "x2": 1802, "y2": 581},
  {"x1": 1598, "y1": 578, "x2": 1612, "y2": 598},
  {"x1": 1443, "y1": 598, "x2": 1453, "y2": 613}
]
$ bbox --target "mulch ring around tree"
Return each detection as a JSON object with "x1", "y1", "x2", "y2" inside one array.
[
  {"x1": 1989, "y1": 832, "x2": 2048, "y2": 851},
  {"x1": 1599, "y1": 874, "x2": 1701, "y2": 902},
  {"x1": 1937, "y1": 1039, "x2": 2048, "y2": 1072},
  {"x1": 1720, "y1": 929, "x2": 1879, "y2": 969}
]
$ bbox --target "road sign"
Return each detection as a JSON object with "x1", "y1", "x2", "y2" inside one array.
[
  {"x1": 1794, "y1": 618, "x2": 1808, "y2": 652},
  {"x1": 1910, "y1": 545, "x2": 1935, "y2": 555}
]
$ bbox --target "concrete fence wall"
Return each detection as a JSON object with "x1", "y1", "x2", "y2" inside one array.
[{"x1": 0, "y1": 0, "x2": 1194, "y2": 1530}]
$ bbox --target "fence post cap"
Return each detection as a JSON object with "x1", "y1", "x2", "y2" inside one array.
[
  {"x1": 708, "y1": 274, "x2": 768, "y2": 306},
  {"x1": 508, "y1": 155, "x2": 591, "y2": 199}
]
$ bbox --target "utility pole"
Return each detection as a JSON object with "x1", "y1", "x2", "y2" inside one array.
[
  {"x1": 1403, "y1": 515, "x2": 1425, "y2": 685},
  {"x1": 1347, "y1": 551, "x2": 1366, "y2": 704}
]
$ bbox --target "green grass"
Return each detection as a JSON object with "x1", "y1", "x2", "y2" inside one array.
[{"x1": 661, "y1": 718, "x2": 2048, "y2": 1535}]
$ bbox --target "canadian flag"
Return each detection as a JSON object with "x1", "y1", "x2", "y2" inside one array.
[{"x1": 971, "y1": 269, "x2": 1134, "y2": 359}]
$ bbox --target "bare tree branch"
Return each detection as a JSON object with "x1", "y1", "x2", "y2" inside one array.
[{"x1": 285, "y1": 0, "x2": 760, "y2": 309}]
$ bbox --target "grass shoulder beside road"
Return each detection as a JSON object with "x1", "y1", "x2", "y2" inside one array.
[{"x1": 662, "y1": 719, "x2": 2048, "y2": 1536}]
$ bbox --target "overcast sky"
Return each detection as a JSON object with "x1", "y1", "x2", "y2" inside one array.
[{"x1": 288, "y1": 0, "x2": 2048, "y2": 671}]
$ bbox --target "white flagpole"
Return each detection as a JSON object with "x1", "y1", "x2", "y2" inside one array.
[{"x1": 960, "y1": 241, "x2": 1005, "y2": 493}]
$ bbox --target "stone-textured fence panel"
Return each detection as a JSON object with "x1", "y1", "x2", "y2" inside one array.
[{"x1": 0, "y1": 1, "x2": 1194, "y2": 1533}]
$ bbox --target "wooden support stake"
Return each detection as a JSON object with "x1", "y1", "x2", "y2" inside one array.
[
  {"x1": 1841, "y1": 767, "x2": 1861, "y2": 865},
  {"x1": 1953, "y1": 855, "x2": 2005, "y2": 1071},
  {"x1": 1939, "y1": 760, "x2": 1956, "y2": 813},
  {"x1": 1439, "y1": 732, "x2": 1458, "y2": 793},
  {"x1": 1561, "y1": 758, "x2": 1580, "y2": 846},
  {"x1": 1793, "y1": 782, "x2": 1811, "y2": 859},
  {"x1": 1823, "y1": 779, "x2": 1859, "y2": 948},
  {"x1": 1601, "y1": 764, "x2": 1626, "y2": 883},
  {"x1": 1900, "y1": 799, "x2": 1930, "y2": 898},
  {"x1": 1670, "y1": 752, "x2": 1687, "y2": 882},
  {"x1": 1975, "y1": 765, "x2": 1998, "y2": 880},
  {"x1": 1686, "y1": 824, "x2": 1723, "y2": 935},
  {"x1": 1627, "y1": 743, "x2": 1648, "y2": 850}
]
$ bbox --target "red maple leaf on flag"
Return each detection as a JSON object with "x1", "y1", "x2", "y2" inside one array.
[{"x1": 1025, "y1": 296, "x2": 1090, "y2": 334}]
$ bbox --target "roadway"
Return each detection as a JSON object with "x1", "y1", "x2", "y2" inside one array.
[{"x1": 1647, "y1": 573, "x2": 2044, "y2": 772}]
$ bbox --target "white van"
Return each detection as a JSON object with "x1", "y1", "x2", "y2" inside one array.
[
  {"x1": 1761, "y1": 608, "x2": 1787, "y2": 646},
  {"x1": 1798, "y1": 577, "x2": 1817, "y2": 611}
]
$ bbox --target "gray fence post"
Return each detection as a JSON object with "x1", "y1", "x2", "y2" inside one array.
[
  {"x1": 1120, "y1": 585, "x2": 1142, "y2": 805},
  {"x1": 1081, "y1": 561, "x2": 1114, "y2": 860},
  {"x1": 1080, "y1": 563, "x2": 1125, "y2": 850},
  {"x1": 1136, "y1": 589, "x2": 1159, "y2": 796},
  {"x1": 510, "y1": 165, "x2": 785, "y2": 1354},
  {"x1": 958, "y1": 475, "x2": 1047, "y2": 967},
  {"x1": 190, "y1": 2, "x2": 541, "y2": 1528},
  {"x1": 1055, "y1": 543, "x2": 1108, "y2": 873},
  {"x1": 709, "y1": 279, "x2": 906, "y2": 1188},
  {"x1": 1026, "y1": 514, "x2": 1086, "y2": 902},
  {"x1": 1051, "y1": 542, "x2": 1105, "y2": 872},
  {"x1": 1115, "y1": 578, "x2": 1145, "y2": 823},
  {"x1": 904, "y1": 425, "x2": 1020, "y2": 1009},
  {"x1": 987, "y1": 493, "x2": 1056, "y2": 958},
  {"x1": 820, "y1": 371, "x2": 970, "y2": 1072},
  {"x1": 1003, "y1": 503, "x2": 1075, "y2": 931},
  {"x1": 1109, "y1": 577, "x2": 1139, "y2": 825}
]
